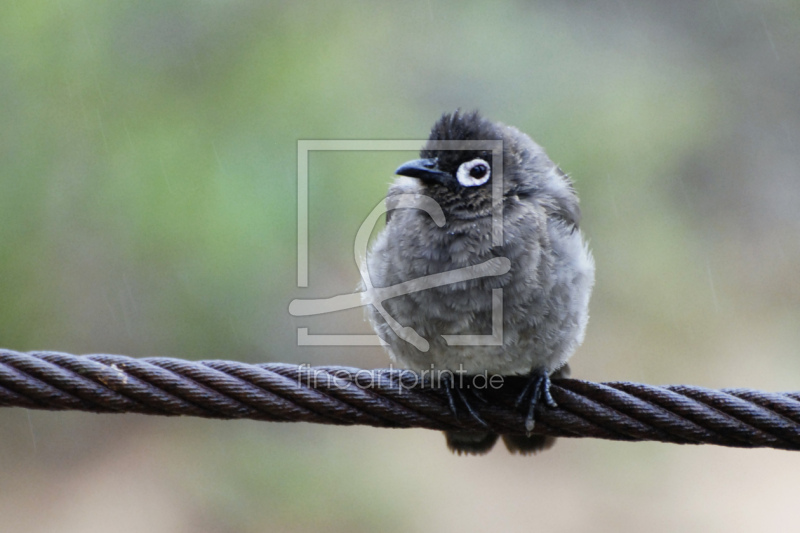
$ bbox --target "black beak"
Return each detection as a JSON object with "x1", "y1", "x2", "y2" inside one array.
[{"x1": 395, "y1": 158, "x2": 452, "y2": 184}]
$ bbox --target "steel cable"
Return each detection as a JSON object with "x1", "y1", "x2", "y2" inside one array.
[{"x1": 2, "y1": 349, "x2": 799, "y2": 449}]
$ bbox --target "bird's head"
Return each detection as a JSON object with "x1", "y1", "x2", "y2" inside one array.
[{"x1": 395, "y1": 110, "x2": 554, "y2": 218}]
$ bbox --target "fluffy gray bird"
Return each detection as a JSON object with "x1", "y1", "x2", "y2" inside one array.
[{"x1": 364, "y1": 111, "x2": 595, "y2": 454}]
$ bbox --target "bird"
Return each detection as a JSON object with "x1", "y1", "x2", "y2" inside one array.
[{"x1": 363, "y1": 110, "x2": 595, "y2": 455}]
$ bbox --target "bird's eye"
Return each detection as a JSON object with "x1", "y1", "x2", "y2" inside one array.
[
  {"x1": 469, "y1": 164, "x2": 488, "y2": 178},
  {"x1": 456, "y1": 158, "x2": 491, "y2": 187}
]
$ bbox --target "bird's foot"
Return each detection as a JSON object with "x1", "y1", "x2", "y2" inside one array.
[
  {"x1": 515, "y1": 367, "x2": 557, "y2": 434},
  {"x1": 440, "y1": 372, "x2": 490, "y2": 429}
]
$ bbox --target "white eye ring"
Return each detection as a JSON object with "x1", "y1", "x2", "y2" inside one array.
[{"x1": 456, "y1": 158, "x2": 491, "y2": 187}]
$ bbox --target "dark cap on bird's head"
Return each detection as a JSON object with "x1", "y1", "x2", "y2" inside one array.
[
  {"x1": 393, "y1": 110, "x2": 581, "y2": 225},
  {"x1": 394, "y1": 110, "x2": 550, "y2": 213},
  {"x1": 394, "y1": 110, "x2": 499, "y2": 188},
  {"x1": 421, "y1": 110, "x2": 501, "y2": 163}
]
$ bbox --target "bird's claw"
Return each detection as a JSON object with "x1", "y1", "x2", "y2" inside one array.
[
  {"x1": 515, "y1": 367, "x2": 557, "y2": 434},
  {"x1": 441, "y1": 372, "x2": 490, "y2": 429}
]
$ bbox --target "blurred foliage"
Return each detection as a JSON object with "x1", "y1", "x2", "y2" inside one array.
[{"x1": 2, "y1": 1, "x2": 800, "y2": 532}]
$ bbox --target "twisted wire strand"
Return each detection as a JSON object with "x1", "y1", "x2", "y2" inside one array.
[{"x1": 1, "y1": 348, "x2": 799, "y2": 450}]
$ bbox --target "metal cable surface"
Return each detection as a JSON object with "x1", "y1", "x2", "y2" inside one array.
[{"x1": 2, "y1": 349, "x2": 799, "y2": 449}]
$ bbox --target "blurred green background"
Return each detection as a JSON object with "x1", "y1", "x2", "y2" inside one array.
[{"x1": 2, "y1": 1, "x2": 800, "y2": 531}]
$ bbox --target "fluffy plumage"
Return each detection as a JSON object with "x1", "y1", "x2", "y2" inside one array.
[{"x1": 364, "y1": 111, "x2": 595, "y2": 454}]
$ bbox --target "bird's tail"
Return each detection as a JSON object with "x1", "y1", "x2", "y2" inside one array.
[
  {"x1": 500, "y1": 433, "x2": 558, "y2": 455},
  {"x1": 443, "y1": 364, "x2": 570, "y2": 456},
  {"x1": 444, "y1": 431, "x2": 499, "y2": 455}
]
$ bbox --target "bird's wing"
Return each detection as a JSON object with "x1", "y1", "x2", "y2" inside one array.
[{"x1": 546, "y1": 166, "x2": 582, "y2": 230}]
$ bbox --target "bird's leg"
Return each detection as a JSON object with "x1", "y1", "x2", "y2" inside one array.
[
  {"x1": 441, "y1": 372, "x2": 490, "y2": 429},
  {"x1": 440, "y1": 371, "x2": 458, "y2": 414},
  {"x1": 470, "y1": 386, "x2": 488, "y2": 404},
  {"x1": 515, "y1": 367, "x2": 557, "y2": 434}
]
